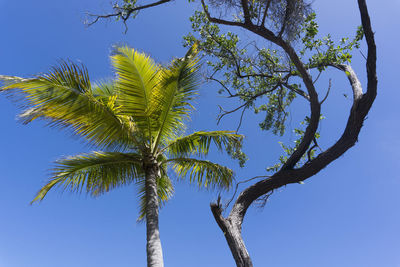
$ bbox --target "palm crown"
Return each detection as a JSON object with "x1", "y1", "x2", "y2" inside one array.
[{"x1": 1, "y1": 45, "x2": 243, "y2": 266}]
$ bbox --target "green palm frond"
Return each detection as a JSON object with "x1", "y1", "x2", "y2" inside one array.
[
  {"x1": 32, "y1": 152, "x2": 144, "y2": 203},
  {"x1": 152, "y1": 45, "x2": 201, "y2": 149},
  {"x1": 0, "y1": 64, "x2": 135, "y2": 150},
  {"x1": 168, "y1": 157, "x2": 234, "y2": 189},
  {"x1": 111, "y1": 46, "x2": 160, "y2": 142},
  {"x1": 92, "y1": 80, "x2": 117, "y2": 99},
  {"x1": 165, "y1": 131, "x2": 243, "y2": 158},
  {"x1": 137, "y1": 174, "x2": 174, "y2": 221},
  {"x1": 45, "y1": 60, "x2": 91, "y2": 93}
]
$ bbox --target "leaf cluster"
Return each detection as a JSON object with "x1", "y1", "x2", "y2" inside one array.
[
  {"x1": 1, "y1": 45, "x2": 244, "y2": 220},
  {"x1": 183, "y1": 5, "x2": 364, "y2": 169},
  {"x1": 301, "y1": 13, "x2": 364, "y2": 71}
]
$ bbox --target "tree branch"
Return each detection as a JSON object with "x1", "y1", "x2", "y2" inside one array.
[
  {"x1": 261, "y1": 0, "x2": 272, "y2": 26},
  {"x1": 86, "y1": 0, "x2": 174, "y2": 32},
  {"x1": 210, "y1": 9, "x2": 321, "y2": 170},
  {"x1": 201, "y1": 0, "x2": 245, "y2": 27},
  {"x1": 241, "y1": 0, "x2": 251, "y2": 24},
  {"x1": 217, "y1": 83, "x2": 281, "y2": 124}
]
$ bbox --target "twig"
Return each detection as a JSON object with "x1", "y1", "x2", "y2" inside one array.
[
  {"x1": 313, "y1": 71, "x2": 322, "y2": 84},
  {"x1": 320, "y1": 79, "x2": 332, "y2": 104},
  {"x1": 225, "y1": 175, "x2": 271, "y2": 210},
  {"x1": 217, "y1": 84, "x2": 280, "y2": 124},
  {"x1": 207, "y1": 76, "x2": 235, "y2": 97},
  {"x1": 236, "y1": 106, "x2": 247, "y2": 133},
  {"x1": 86, "y1": 0, "x2": 173, "y2": 33},
  {"x1": 359, "y1": 50, "x2": 367, "y2": 61}
]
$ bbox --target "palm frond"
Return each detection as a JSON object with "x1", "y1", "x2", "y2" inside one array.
[
  {"x1": 111, "y1": 46, "x2": 160, "y2": 142},
  {"x1": 151, "y1": 44, "x2": 201, "y2": 150},
  {"x1": 0, "y1": 63, "x2": 136, "y2": 150},
  {"x1": 136, "y1": 173, "x2": 174, "y2": 221},
  {"x1": 45, "y1": 60, "x2": 91, "y2": 93},
  {"x1": 168, "y1": 157, "x2": 234, "y2": 189},
  {"x1": 92, "y1": 80, "x2": 117, "y2": 99},
  {"x1": 31, "y1": 152, "x2": 144, "y2": 203},
  {"x1": 165, "y1": 131, "x2": 243, "y2": 158}
]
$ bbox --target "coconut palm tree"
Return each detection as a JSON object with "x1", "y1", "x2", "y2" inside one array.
[{"x1": 0, "y1": 45, "x2": 243, "y2": 267}]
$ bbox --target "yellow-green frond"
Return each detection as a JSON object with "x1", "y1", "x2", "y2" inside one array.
[
  {"x1": 111, "y1": 46, "x2": 160, "y2": 140},
  {"x1": 45, "y1": 60, "x2": 91, "y2": 93},
  {"x1": 31, "y1": 152, "x2": 144, "y2": 203},
  {"x1": 165, "y1": 131, "x2": 243, "y2": 158},
  {"x1": 151, "y1": 44, "x2": 201, "y2": 150},
  {"x1": 168, "y1": 158, "x2": 234, "y2": 190},
  {"x1": 0, "y1": 63, "x2": 135, "y2": 150}
]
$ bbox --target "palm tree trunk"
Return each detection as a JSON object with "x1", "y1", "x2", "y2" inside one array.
[{"x1": 144, "y1": 162, "x2": 164, "y2": 267}]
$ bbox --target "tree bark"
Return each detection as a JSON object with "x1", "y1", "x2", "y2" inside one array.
[
  {"x1": 211, "y1": 202, "x2": 253, "y2": 267},
  {"x1": 144, "y1": 160, "x2": 164, "y2": 267}
]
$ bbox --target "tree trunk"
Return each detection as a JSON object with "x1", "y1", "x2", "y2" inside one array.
[
  {"x1": 223, "y1": 220, "x2": 253, "y2": 267},
  {"x1": 211, "y1": 203, "x2": 253, "y2": 267},
  {"x1": 144, "y1": 161, "x2": 164, "y2": 267}
]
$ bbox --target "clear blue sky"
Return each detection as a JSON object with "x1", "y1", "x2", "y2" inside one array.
[{"x1": 0, "y1": 1, "x2": 399, "y2": 266}]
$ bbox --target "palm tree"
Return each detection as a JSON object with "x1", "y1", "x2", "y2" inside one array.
[{"x1": 0, "y1": 45, "x2": 243, "y2": 267}]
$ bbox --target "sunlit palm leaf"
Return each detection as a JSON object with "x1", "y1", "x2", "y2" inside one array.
[
  {"x1": 165, "y1": 131, "x2": 243, "y2": 158},
  {"x1": 0, "y1": 63, "x2": 135, "y2": 150},
  {"x1": 111, "y1": 46, "x2": 159, "y2": 141},
  {"x1": 31, "y1": 152, "x2": 144, "y2": 203},
  {"x1": 45, "y1": 60, "x2": 91, "y2": 93},
  {"x1": 152, "y1": 45, "x2": 201, "y2": 149},
  {"x1": 92, "y1": 80, "x2": 117, "y2": 100},
  {"x1": 168, "y1": 158, "x2": 233, "y2": 189}
]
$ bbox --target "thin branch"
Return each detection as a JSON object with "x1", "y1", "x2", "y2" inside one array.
[
  {"x1": 359, "y1": 50, "x2": 367, "y2": 61},
  {"x1": 205, "y1": 27, "x2": 288, "y2": 80},
  {"x1": 255, "y1": 189, "x2": 274, "y2": 208},
  {"x1": 306, "y1": 138, "x2": 319, "y2": 162},
  {"x1": 217, "y1": 104, "x2": 247, "y2": 125},
  {"x1": 207, "y1": 76, "x2": 236, "y2": 97},
  {"x1": 217, "y1": 84, "x2": 281, "y2": 124},
  {"x1": 282, "y1": 82, "x2": 310, "y2": 101},
  {"x1": 320, "y1": 79, "x2": 332, "y2": 104},
  {"x1": 261, "y1": 0, "x2": 272, "y2": 26},
  {"x1": 236, "y1": 106, "x2": 247, "y2": 133},
  {"x1": 225, "y1": 175, "x2": 270, "y2": 210},
  {"x1": 313, "y1": 71, "x2": 322, "y2": 84},
  {"x1": 86, "y1": 0, "x2": 173, "y2": 32},
  {"x1": 201, "y1": 0, "x2": 245, "y2": 27},
  {"x1": 204, "y1": 28, "x2": 246, "y2": 78},
  {"x1": 278, "y1": 0, "x2": 291, "y2": 38}
]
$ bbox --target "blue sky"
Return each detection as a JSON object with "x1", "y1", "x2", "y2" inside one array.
[{"x1": 0, "y1": 1, "x2": 399, "y2": 266}]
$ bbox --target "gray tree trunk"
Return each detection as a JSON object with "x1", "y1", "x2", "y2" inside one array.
[
  {"x1": 144, "y1": 161, "x2": 164, "y2": 267},
  {"x1": 211, "y1": 202, "x2": 253, "y2": 267},
  {"x1": 224, "y1": 222, "x2": 252, "y2": 267}
]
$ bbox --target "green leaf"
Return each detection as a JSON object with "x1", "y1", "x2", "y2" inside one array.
[
  {"x1": 31, "y1": 151, "x2": 144, "y2": 203},
  {"x1": 165, "y1": 130, "x2": 243, "y2": 158},
  {"x1": 168, "y1": 157, "x2": 234, "y2": 189}
]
